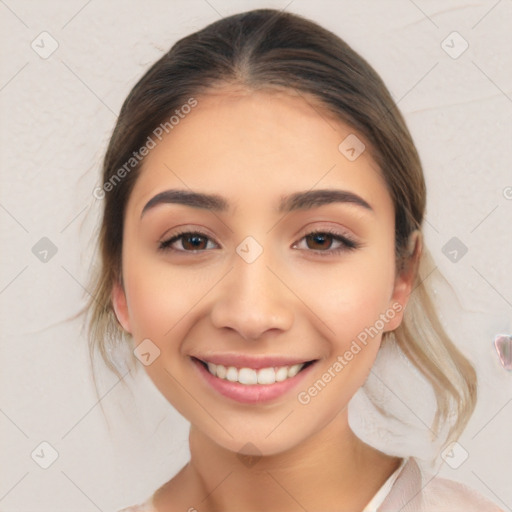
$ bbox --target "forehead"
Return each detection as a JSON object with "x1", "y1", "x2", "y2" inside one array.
[{"x1": 127, "y1": 87, "x2": 391, "y2": 216}]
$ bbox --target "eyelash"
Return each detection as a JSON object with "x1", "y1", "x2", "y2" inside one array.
[{"x1": 158, "y1": 228, "x2": 361, "y2": 256}]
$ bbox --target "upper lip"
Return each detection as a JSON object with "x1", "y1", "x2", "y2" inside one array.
[{"x1": 191, "y1": 353, "x2": 317, "y2": 369}]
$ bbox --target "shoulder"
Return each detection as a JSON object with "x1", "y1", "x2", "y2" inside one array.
[
  {"x1": 422, "y1": 474, "x2": 504, "y2": 511},
  {"x1": 379, "y1": 458, "x2": 504, "y2": 512},
  {"x1": 117, "y1": 499, "x2": 156, "y2": 512}
]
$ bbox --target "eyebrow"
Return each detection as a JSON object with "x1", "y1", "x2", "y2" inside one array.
[
  {"x1": 280, "y1": 189, "x2": 373, "y2": 213},
  {"x1": 140, "y1": 188, "x2": 373, "y2": 218}
]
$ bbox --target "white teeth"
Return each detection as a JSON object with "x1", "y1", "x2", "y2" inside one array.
[
  {"x1": 257, "y1": 367, "x2": 276, "y2": 385},
  {"x1": 275, "y1": 366, "x2": 289, "y2": 382},
  {"x1": 203, "y1": 361, "x2": 308, "y2": 385},
  {"x1": 288, "y1": 363, "x2": 302, "y2": 378},
  {"x1": 226, "y1": 366, "x2": 238, "y2": 382},
  {"x1": 238, "y1": 368, "x2": 258, "y2": 385},
  {"x1": 216, "y1": 364, "x2": 227, "y2": 379}
]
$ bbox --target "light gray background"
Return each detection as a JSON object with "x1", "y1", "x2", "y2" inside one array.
[{"x1": 1, "y1": 0, "x2": 511, "y2": 511}]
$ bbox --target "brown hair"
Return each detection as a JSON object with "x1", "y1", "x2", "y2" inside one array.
[{"x1": 85, "y1": 9, "x2": 476, "y2": 446}]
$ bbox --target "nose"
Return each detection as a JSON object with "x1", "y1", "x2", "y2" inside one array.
[{"x1": 210, "y1": 249, "x2": 294, "y2": 341}]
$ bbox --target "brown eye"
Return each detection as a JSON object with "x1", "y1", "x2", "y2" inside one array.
[
  {"x1": 305, "y1": 232, "x2": 335, "y2": 251},
  {"x1": 293, "y1": 230, "x2": 360, "y2": 256},
  {"x1": 181, "y1": 234, "x2": 208, "y2": 250},
  {"x1": 159, "y1": 231, "x2": 218, "y2": 252}
]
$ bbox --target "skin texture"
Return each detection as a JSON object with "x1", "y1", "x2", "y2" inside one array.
[{"x1": 112, "y1": 87, "x2": 420, "y2": 511}]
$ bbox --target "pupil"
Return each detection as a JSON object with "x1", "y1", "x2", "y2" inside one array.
[
  {"x1": 185, "y1": 235, "x2": 205, "y2": 250},
  {"x1": 308, "y1": 233, "x2": 332, "y2": 250}
]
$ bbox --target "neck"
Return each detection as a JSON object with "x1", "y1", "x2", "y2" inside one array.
[{"x1": 155, "y1": 409, "x2": 402, "y2": 512}]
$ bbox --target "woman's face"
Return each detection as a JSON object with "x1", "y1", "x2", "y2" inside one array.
[{"x1": 113, "y1": 88, "x2": 415, "y2": 456}]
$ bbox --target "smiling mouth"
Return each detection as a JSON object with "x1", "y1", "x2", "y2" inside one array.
[{"x1": 193, "y1": 357, "x2": 317, "y2": 385}]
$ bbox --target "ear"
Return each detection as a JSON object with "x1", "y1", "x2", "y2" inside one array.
[
  {"x1": 384, "y1": 230, "x2": 422, "y2": 332},
  {"x1": 112, "y1": 280, "x2": 132, "y2": 333}
]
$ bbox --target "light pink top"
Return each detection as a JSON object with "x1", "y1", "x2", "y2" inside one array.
[{"x1": 118, "y1": 458, "x2": 504, "y2": 512}]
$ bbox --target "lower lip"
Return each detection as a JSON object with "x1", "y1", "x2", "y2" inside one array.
[{"x1": 191, "y1": 358, "x2": 317, "y2": 404}]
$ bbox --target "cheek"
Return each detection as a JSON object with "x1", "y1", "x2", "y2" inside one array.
[
  {"x1": 299, "y1": 250, "x2": 396, "y2": 351},
  {"x1": 122, "y1": 254, "x2": 197, "y2": 344},
  {"x1": 294, "y1": 262, "x2": 394, "y2": 416}
]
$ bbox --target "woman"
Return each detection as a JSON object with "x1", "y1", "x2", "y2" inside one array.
[{"x1": 86, "y1": 9, "x2": 503, "y2": 511}]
